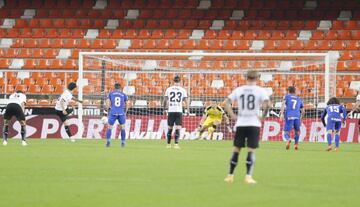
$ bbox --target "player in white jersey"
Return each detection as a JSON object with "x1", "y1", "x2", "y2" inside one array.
[
  {"x1": 348, "y1": 91, "x2": 360, "y2": 135},
  {"x1": 2, "y1": 91, "x2": 27, "y2": 146},
  {"x1": 54, "y1": 82, "x2": 82, "y2": 142},
  {"x1": 223, "y1": 71, "x2": 271, "y2": 184},
  {"x1": 163, "y1": 75, "x2": 189, "y2": 149}
]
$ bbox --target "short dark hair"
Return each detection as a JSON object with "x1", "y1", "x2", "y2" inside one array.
[
  {"x1": 67, "y1": 82, "x2": 77, "y2": 91},
  {"x1": 16, "y1": 90, "x2": 23, "y2": 94},
  {"x1": 327, "y1": 97, "x2": 340, "y2": 105},
  {"x1": 114, "y1": 83, "x2": 121, "y2": 89},
  {"x1": 174, "y1": 75, "x2": 181, "y2": 83},
  {"x1": 246, "y1": 70, "x2": 258, "y2": 80},
  {"x1": 288, "y1": 86, "x2": 296, "y2": 94}
]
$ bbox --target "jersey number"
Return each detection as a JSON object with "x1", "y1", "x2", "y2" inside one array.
[
  {"x1": 291, "y1": 100, "x2": 297, "y2": 109},
  {"x1": 239, "y1": 94, "x2": 255, "y2": 110},
  {"x1": 169, "y1": 92, "x2": 182, "y2": 102},
  {"x1": 329, "y1": 106, "x2": 339, "y2": 113},
  {"x1": 114, "y1": 97, "x2": 121, "y2": 107}
]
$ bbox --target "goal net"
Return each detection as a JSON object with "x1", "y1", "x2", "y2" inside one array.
[{"x1": 77, "y1": 52, "x2": 337, "y2": 142}]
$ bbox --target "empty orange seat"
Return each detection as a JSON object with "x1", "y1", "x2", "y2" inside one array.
[
  {"x1": 318, "y1": 40, "x2": 332, "y2": 50},
  {"x1": 290, "y1": 40, "x2": 304, "y2": 50},
  {"x1": 338, "y1": 31, "x2": 352, "y2": 40},
  {"x1": 44, "y1": 49, "x2": 57, "y2": 58},
  {"x1": 103, "y1": 40, "x2": 116, "y2": 49},
  {"x1": 156, "y1": 39, "x2": 170, "y2": 49},
  {"x1": 124, "y1": 29, "x2": 137, "y2": 39},
  {"x1": 177, "y1": 30, "x2": 191, "y2": 39},
  {"x1": 143, "y1": 40, "x2": 156, "y2": 49},
  {"x1": 0, "y1": 59, "x2": 10, "y2": 68},
  {"x1": 38, "y1": 99, "x2": 51, "y2": 105},
  {"x1": 138, "y1": 29, "x2": 151, "y2": 39},
  {"x1": 64, "y1": 60, "x2": 77, "y2": 69},
  {"x1": 223, "y1": 40, "x2": 237, "y2": 50},
  {"x1": 331, "y1": 41, "x2": 346, "y2": 50},
  {"x1": 38, "y1": 39, "x2": 51, "y2": 48},
  {"x1": 237, "y1": 40, "x2": 250, "y2": 50},
  {"x1": 112, "y1": 30, "x2": 124, "y2": 38},
  {"x1": 28, "y1": 85, "x2": 41, "y2": 94},
  {"x1": 23, "y1": 59, "x2": 37, "y2": 69},
  {"x1": 78, "y1": 39, "x2": 90, "y2": 48},
  {"x1": 129, "y1": 39, "x2": 143, "y2": 49},
  {"x1": 346, "y1": 40, "x2": 359, "y2": 50},
  {"x1": 169, "y1": 39, "x2": 183, "y2": 49},
  {"x1": 41, "y1": 85, "x2": 54, "y2": 94},
  {"x1": 230, "y1": 31, "x2": 244, "y2": 40},
  {"x1": 270, "y1": 31, "x2": 284, "y2": 40},
  {"x1": 49, "y1": 60, "x2": 64, "y2": 69},
  {"x1": 209, "y1": 40, "x2": 223, "y2": 50},
  {"x1": 344, "y1": 89, "x2": 357, "y2": 97},
  {"x1": 183, "y1": 40, "x2": 196, "y2": 49},
  {"x1": 51, "y1": 39, "x2": 64, "y2": 48},
  {"x1": 150, "y1": 30, "x2": 164, "y2": 39},
  {"x1": 164, "y1": 29, "x2": 176, "y2": 39}
]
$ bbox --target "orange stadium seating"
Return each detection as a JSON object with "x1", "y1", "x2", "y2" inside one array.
[{"x1": 0, "y1": 0, "x2": 359, "y2": 102}]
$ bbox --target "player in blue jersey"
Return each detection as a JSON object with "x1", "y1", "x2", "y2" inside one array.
[
  {"x1": 105, "y1": 83, "x2": 128, "y2": 147},
  {"x1": 321, "y1": 97, "x2": 346, "y2": 151},
  {"x1": 279, "y1": 86, "x2": 304, "y2": 150}
]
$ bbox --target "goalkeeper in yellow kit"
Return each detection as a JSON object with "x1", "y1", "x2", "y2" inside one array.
[{"x1": 196, "y1": 100, "x2": 232, "y2": 139}]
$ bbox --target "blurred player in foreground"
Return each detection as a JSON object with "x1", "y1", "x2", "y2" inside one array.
[
  {"x1": 321, "y1": 97, "x2": 346, "y2": 151},
  {"x1": 223, "y1": 70, "x2": 271, "y2": 184},
  {"x1": 2, "y1": 91, "x2": 27, "y2": 146},
  {"x1": 104, "y1": 83, "x2": 128, "y2": 147},
  {"x1": 195, "y1": 100, "x2": 232, "y2": 140},
  {"x1": 279, "y1": 86, "x2": 304, "y2": 150}
]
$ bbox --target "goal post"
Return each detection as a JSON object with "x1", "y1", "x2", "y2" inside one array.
[{"x1": 77, "y1": 52, "x2": 337, "y2": 141}]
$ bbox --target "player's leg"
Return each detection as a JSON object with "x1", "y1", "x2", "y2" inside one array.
[
  {"x1": 14, "y1": 104, "x2": 27, "y2": 145},
  {"x1": 208, "y1": 120, "x2": 221, "y2": 140},
  {"x1": 105, "y1": 114, "x2": 116, "y2": 147},
  {"x1": 173, "y1": 113, "x2": 182, "y2": 149},
  {"x1": 244, "y1": 127, "x2": 260, "y2": 184},
  {"x1": 334, "y1": 122, "x2": 342, "y2": 150},
  {"x1": 2, "y1": 119, "x2": 9, "y2": 146},
  {"x1": 224, "y1": 127, "x2": 244, "y2": 183},
  {"x1": 166, "y1": 113, "x2": 175, "y2": 147},
  {"x1": 118, "y1": 115, "x2": 126, "y2": 147},
  {"x1": 294, "y1": 119, "x2": 301, "y2": 150},
  {"x1": 326, "y1": 121, "x2": 334, "y2": 151},
  {"x1": 196, "y1": 118, "x2": 211, "y2": 139},
  {"x1": 283, "y1": 119, "x2": 293, "y2": 150},
  {"x1": 2, "y1": 104, "x2": 13, "y2": 145},
  {"x1": 62, "y1": 108, "x2": 74, "y2": 142}
]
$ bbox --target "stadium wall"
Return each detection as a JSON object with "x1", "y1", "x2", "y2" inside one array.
[{"x1": 0, "y1": 114, "x2": 358, "y2": 143}]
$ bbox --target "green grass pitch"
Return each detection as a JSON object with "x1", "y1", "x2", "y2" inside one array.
[{"x1": 0, "y1": 139, "x2": 359, "y2": 207}]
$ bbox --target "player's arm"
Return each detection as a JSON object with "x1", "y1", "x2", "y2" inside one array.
[
  {"x1": 279, "y1": 97, "x2": 286, "y2": 119},
  {"x1": 183, "y1": 97, "x2": 190, "y2": 115},
  {"x1": 349, "y1": 99, "x2": 360, "y2": 117},
  {"x1": 162, "y1": 96, "x2": 168, "y2": 115},
  {"x1": 342, "y1": 105, "x2": 347, "y2": 123},
  {"x1": 221, "y1": 108, "x2": 232, "y2": 132},
  {"x1": 260, "y1": 100, "x2": 271, "y2": 121},
  {"x1": 321, "y1": 109, "x2": 327, "y2": 127},
  {"x1": 224, "y1": 98, "x2": 237, "y2": 121},
  {"x1": 59, "y1": 99, "x2": 68, "y2": 115},
  {"x1": 72, "y1": 97, "x2": 83, "y2": 104}
]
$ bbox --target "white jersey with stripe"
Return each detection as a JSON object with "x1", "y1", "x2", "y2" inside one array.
[
  {"x1": 55, "y1": 89, "x2": 73, "y2": 111},
  {"x1": 8, "y1": 92, "x2": 26, "y2": 106},
  {"x1": 164, "y1": 86, "x2": 188, "y2": 113},
  {"x1": 228, "y1": 85, "x2": 270, "y2": 127}
]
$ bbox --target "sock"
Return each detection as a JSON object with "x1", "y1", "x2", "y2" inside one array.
[
  {"x1": 3, "y1": 125, "x2": 8, "y2": 141},
  {"x1": 106, "y1": 128, "x2": 112, "y2": 143},
  {"x1": 335, "y1": 133, "x2": 340, "y2": 148},
  {"x1": 294, "y1": 132, "x2": 300, "y2": 145},
  {"x1": 174, "y1": 129, "x2": 180, "y2": 144},
  {"x1": 120, "y1": 129, "x2": 126, "y2": 144},
  {"x1": 327, "y1": 133, "x2": 332, "y2": 146},
  {"x1": 246, "y1": 152, "x2": 256, "y2": 176},
  {"x1": 20, "y1": 125, "x2": 26, "y2": 141},
  {"x1": 167, "y1": 129, "x2": 172, "y2": 144},
  {"x1": 64, "y1": 125, "x2": 72, "y2": 138},
  {"x1": 229, "y1": 152, "x2": 239, "y2": 175},
  {"x1": 284, "y1": 131, "x2": 290, "y2": 141}
]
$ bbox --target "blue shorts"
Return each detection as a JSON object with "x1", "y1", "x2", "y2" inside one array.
[
  {"x1": 284, "y1": 118, "x2": 301, "y2": 132},
  {"x1": 108, "y1": 114, "x2": 126, "y2": 126},
  {"x1": 326, "y1": 120, "x2": 341, "y2": 131}
]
